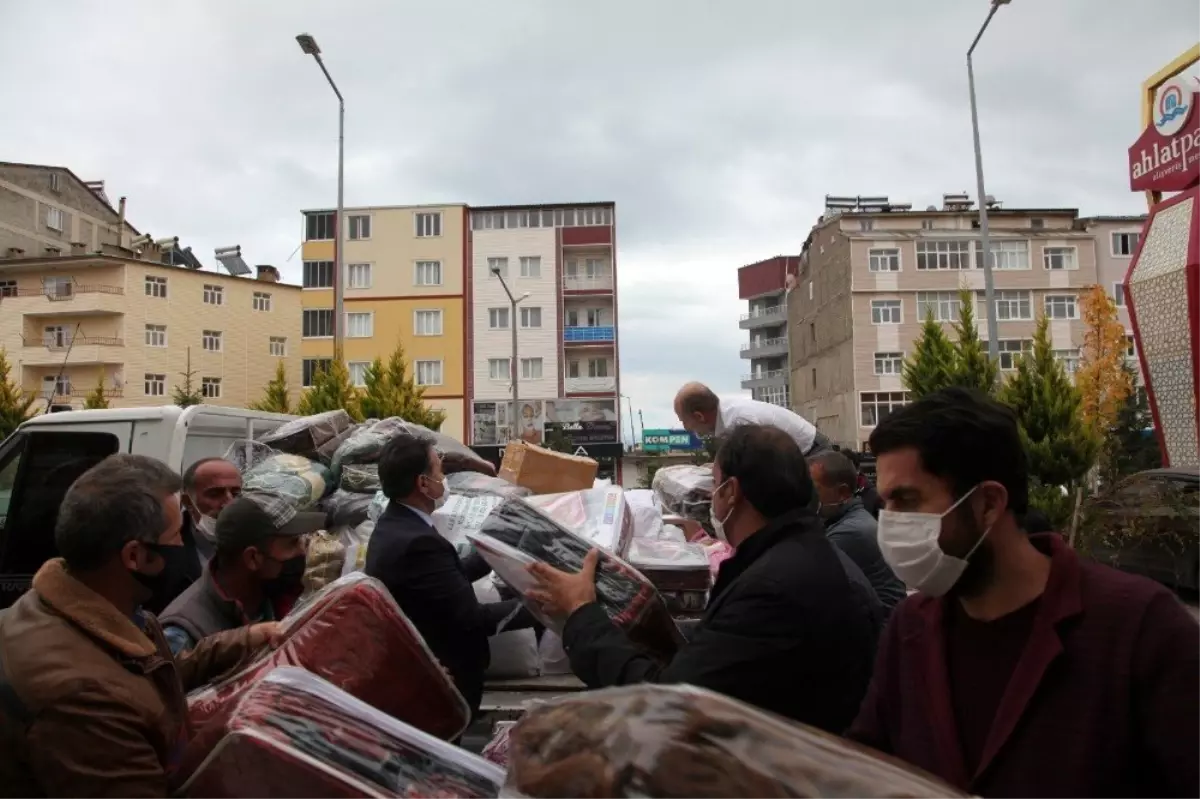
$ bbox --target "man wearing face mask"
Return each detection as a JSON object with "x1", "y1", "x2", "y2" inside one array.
[
  {"x1": 159, "y1": 491, "x2": 321, "y2": 656},
  {"x1": 0, "y1": 455, "x2": 276, "y2": 796},
  {"x1": 848, "y1": 387, "x2": 1199, "y2": 798},
  {"x1": 528, "y1": 424, "x2": 883, "y2": 732},
  {"x1": 365, "y1": 435, "x2": 534, "y2": 720}
]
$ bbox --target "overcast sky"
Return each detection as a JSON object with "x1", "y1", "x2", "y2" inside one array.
[{"x1": 2, "y1": 0, "x2": 1197, "y2": 437}]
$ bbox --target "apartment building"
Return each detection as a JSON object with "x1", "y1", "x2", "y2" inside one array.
[
  {"x1": 299, "y1": 205, "x2": 468, "y2": 441},
  {"x1": 0, "y1": 248, "x2": 302, "y2": 411},
  {"x1": 0, "y1": 162, "x2": 137, "y2": 257},
  {"x1": 738, "y1": 256, "x2": 797, "y2": 407},
  {"x1": 789, "y1": 193, "x2": 1114, "y2": 449},
  {"x1": 467, "y1": 203, "x2": 622, "y2": 479},
  {"x1": 1079, "y1": 215, "x2": 1148, "y2": 385}
]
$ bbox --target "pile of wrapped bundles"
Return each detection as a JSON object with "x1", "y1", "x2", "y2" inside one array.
[
  {"x1": 503, "y1": 684, "x2": 966, "y2": 798},
  {"x1": 178, "y1": 667, "x2": 503, "y2": 798},
  {"x1": 625, "y1": 539, "x2": 711, "y2": 618},
  {"x1": 186, "y1": 574, "x2": 470, "y2": 745},
  {"x1": 650, "y1": 464, "x2": 715, "y2": 530}
]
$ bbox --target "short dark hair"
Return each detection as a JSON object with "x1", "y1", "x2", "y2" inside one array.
[
  {"x1": 715, "y1": 424, "x2": 813, "y2": 517},
  {"x1": 56, "y1": 454, "x2": 183, "y2": 570},
  {"x1": 181, "y1": 457, "x2": 229, "y2": 494},
  {"x1": 808, "y1": 450, "x2": 859, "y2": 492},
  {"x1": 679, "y1": 385, "x2": 720, "y2": 416},
  {"x1": 378, "y1": 436, "x2": 436, "y2": 500},
  {"x1": 868, "y1": 387, "x2": 1029, "y2": 515}
]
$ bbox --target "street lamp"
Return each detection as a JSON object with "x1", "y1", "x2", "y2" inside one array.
[
  {"x1": 492, "y1": 265, "x2": 529, "y2": 442},
  {"x1": 296, "y1": 33, "x2": 346, "y2": 362},
  {"x1": 967, "y1": 0, "x2": 1011, "y2": 363}
]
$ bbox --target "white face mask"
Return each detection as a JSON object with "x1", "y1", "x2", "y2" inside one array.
[
  {"x1": 195, "y1": 513, "x2": 218, "y2": 543},
  {"x1": 877, "y1": 485, "x2": 992, "y2": 597},
  {"x1": 425, "y1": 477, "x2": 448, "y2": 510},
  {"x1": 709, "y1": 479, "x2": 734, "y2": 544}
]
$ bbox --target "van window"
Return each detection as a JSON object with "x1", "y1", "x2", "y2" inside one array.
[{"x1": 0, "y1": 431, "x2": 121, "y2": 585}]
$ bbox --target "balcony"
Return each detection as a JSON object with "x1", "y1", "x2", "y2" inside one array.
[
  {"x1": 1, "y1": 284, "x2": 126, "y2": 316},
  {"x1": 565, "y1": 375, "x2": 617, "y2": 393},
  {"x1": 738, "y1": 305, "x2": 786, "y2": 330},
  {"x1": 21, "y1": 335, "x2": 125, "y2": 366},
  {"x1": 740, "y1": 369, "x2": 788, "y2": 390},
  {"x1": 739, "y1": 336, "x2": 788, "y2": 359},
  {"x1": 564, "y1": 325, "x2": 615, "y2": 344},
  {"x1": 563, "y1": 274, "x2": 614, "y2": 293}
]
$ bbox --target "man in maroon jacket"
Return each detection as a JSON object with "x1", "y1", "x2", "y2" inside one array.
[{"x1": 848, "y1": 387, "x2": 1198, "y2": 798}]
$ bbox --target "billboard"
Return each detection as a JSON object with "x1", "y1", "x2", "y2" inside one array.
[
  {"x1": 642, "y1": 429, "x2": 703, "y2": 453},
  {"x1": 472, "y1": 398, "x2": 618, "y2": 447},
  {"x1": 545, "y1": 399, "x2": 619, "y2": 446}
]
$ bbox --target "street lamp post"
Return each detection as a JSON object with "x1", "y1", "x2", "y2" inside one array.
[
  {"x1": 296, "y1": 33, "x2": 346, "y2": 362},
  {"x1": 967, "y1": 0, "x2": 1010, "y2": 363},
  {"x1": 492, "y1": 266, "x2": 528, "y2": 442}
]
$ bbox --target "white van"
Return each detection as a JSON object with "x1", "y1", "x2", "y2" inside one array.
[{"x1": 0, "y1": 405, "x2": 294, "y2": 607}]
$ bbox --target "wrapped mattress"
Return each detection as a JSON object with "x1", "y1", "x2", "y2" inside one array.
[
  {"x1": 504, "y1": 684, "x2": 967, "y2": 798},
  {"x1": 187, "y1": 574, "x2": 469, "y2": 743},
  {"x1": 651, "y1": 465, "x2": 714, "y2": 529},
  {"x1": 256, "y1": 410, "x2": 354, "y2": 461},
  {"x1": 178, "y1": 667, "x2": 503, "y2": 798},
  {"x1": 526, "y1": 486, "x2": 634, "y2": 557},
  {"x1": 470, "y1": 499, "x2": 683, "y2": 664},
  {"x1": 627, "y1": 539, "x2": 711, "y2": 617}
]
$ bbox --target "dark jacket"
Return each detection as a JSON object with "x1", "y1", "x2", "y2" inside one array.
[
  {"x1": 847, "y1": 533, "x2": 1200, "y2": 798},
  {"x1": 364, "y1": 503, "x2": 527, "y2": 716},
  {"x1": 823, "y1": 498, "x2": 907, "y2": 615},
  {"x1": 856, "y1": 478, "x2": 883, "y2": 519},
  {"x1": 144, "y1": 515, "x2": 204, "y2": 616},
  {"x1": 562, "y1": 509, "x2": 884, "y2": 733},
  {"x1": 0, "y1": 559, "x2": 257, "y2": 798}
]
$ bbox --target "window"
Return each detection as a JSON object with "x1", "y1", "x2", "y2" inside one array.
[
  {"x1": 253, "y1": 291, "x2": 272, "y2": 311},
  {"x1": 874, "y1": 352, "x2": 904, "y2": 376},
  {"x1": 1031, "y1": 218, "x2": 1045, "y2": 229},
  {"x1": 996, "y1": 339, "x2": 1033, "y2": 370},
  {"x1": 303, "y1": 309, "x2": 334, "y2": 338},
  {"x1": 588, "y1": 358, "x2": 609, "y2": 378},
  {"x1": 303, "y1": 260, "x2": 334, "y2": 289},
  {"x1": 520, "y1": 256, "x2": 542, "y2": 278},
  {"x1": 916, "y1": 240, "x2": 972, "y2": 270},
  {"x1": 347, "y1": 263, "x2": 372, "y2": 289},
  {"x1": 921, "y1": 219, "x2": 935, "y2": 230},
  {"x1": 201, "y1": 378, "x2": 221, "y2": 399},
  {"x1": 305, "y1": 211, "x2": 335, "y2": 241},
  {"x1": 916, "y1": 291, "x2": 959, "y2": 323},
  {"x1": 1054, "y1": 349, "x2": 1081, "y2": 375},
  {"x1": 977, "y1": 240, "x2": 1030, "y2": 270},
  {"x1": 415, "y1": 212, "x2": 442, "y2": 238},
  {"x1": 348, "y1": 362, "x2": 370, "y2": 388},
  {"x1": 487, "y1": 257, "x2": 509, "y2": 278},
  {"x1": 145, "y1": 275, "x2": 168, "y2": 298},
  {"x1": 584, "y1": 258, "x2": 606, "y2": 278},
  {"x1": 49, "y1": 172, "x2": 61, "y2": 192},
  {"x1": 0, "y1": 280, "x2": 15, "y2": 298},
  {"x1": 1113, "y1": 283, "x2": 1126, "y2": 307},
  {"x1": 415, "y1": 360, "x2": 443, "y2": 386},
  {"x1": 1112, "y1": 232, "x2": 1140, "y2": 256},
  {"x1": 586, "y1": 308, "x2": 606, "y2": 327},
  {"x1": 302, "y1": 358, "x2": 332, "y2": 387},
  {"x1": 42, "y1": 326, "x2": 68, "y2": 348},
  {"x1": 41, "y1": 374, "x2": 71, "y2": 398},
  {"x1": 868, "y1": 248, "x2": 900, "y2": 273},
  {"x1": 202, "y1": 330, "x2": 223, "y2": 352},
  {"x1": 859, "y1": 219, "x2": 874, "y2": 232},
  {"x1": 520, "y1": 306, "x2": 542, "y2": 328},
  {"x1": 203, "y1": 284, "x2": 224, "y2": 306},
  {"x1": 1044, "y1": 294, "x2": 1079, "y2": 320},
  {"x1": 1125, "y1": 335, "x2": 1137, "y2": 359},
  {"x1": 144, "y1": 373, "x2": 166, "y2": 397},
  {"x1": 346, "y1": 312, "x2": 373, "y2": 338},
  {"x1": 415, "y1": 260, "x2": 442, "y2": 286},
  {"x1": 347, "y1": 215, "x2": 371, "y2": 240},
  {"x1": 144, "y1": 324, "x2": 167, "y2": 348},
  {"x1": 45, "y1": 207, "x2": 64, "y2": 232},
  {"x1": 992, "y1": 290, "x2": 1033, "y2": 321},
  {"x1": 488, "y1": 358, "x2": 510, "y2": 380},
  {"x1": 488, "y1": 307, "x2": 510, "y2": 329},
  {"x1": 861, "y1": 392, "x2": 910, "y2": 427},
  {"x1": 1042, "y1": 246, "x2": 1076, "y2": 270},
  {"x1": 871, "y1": 299, "x2": 901, "y2": 324},
  {"x1": 414, "y1": 309, "x2": 443, "y2": 336},
  {"x1": 269, "y1": 336, "x2": 287, "y2": 356},
  {"x1": 42, "y1": 277, "x2": 72, "y2": 298},
  {"x1": 521, "y1": 358, "x2": 543, "y2": 379}
]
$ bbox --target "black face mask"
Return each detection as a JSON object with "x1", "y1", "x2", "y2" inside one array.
[
  {"x1": 263, "y1": 554, "x2": 306, "y2": 597},
  {"x1": 131, "y1": 542, "x2": 188, "y2": 606}
]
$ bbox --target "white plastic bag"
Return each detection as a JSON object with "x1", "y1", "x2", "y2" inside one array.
[
  {"x1": 624, "y1": 489, "x2": 665, "y2": 540},
  {"x1": 474, "y1": 578, "x2": 539, "y2": 679},
  {"x1": 537, "y1": 631, "x2": 572, "y2": 676}
]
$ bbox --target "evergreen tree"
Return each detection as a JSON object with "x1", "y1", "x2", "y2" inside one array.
[
  {"x1": 350, "y1": 344, "x2": 446, "y2": 429},
  {"x1": 298, "y1": 359, "x2": 360, "y2": 419},
  {"x1": 249, "y1": 361, "x2": 292, "y2": 414},
  {"x1": 0, "y1": 347, "x2": 36, "y2": 440},
  {"x1": 1098, "y1": 360, "x2": 1161, "y2": 484},
  {"x1": 173, "y1": 348, "x2": 202, "y2": 408},
  {"x1": 83, "y1": 372, "x2": 110, "y2": 410},
  {"x1": 354, "y1": 357, "x2": 390, "y2": 421},
  {"x1": 543, "y1": 425, "x2": 574, "y2": 454},
  {"x1": 902, "y1": 313, "x2": 956, "y2": 399},
  {"x1": 1076, "y1": 284, "x2": 1132, "y2": 439},
  {"x1": 947, "y1": 287, "x2": 998, "y2": 395}
]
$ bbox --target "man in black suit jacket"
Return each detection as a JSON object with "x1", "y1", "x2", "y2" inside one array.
[{"x1": 365, "y1": 435, "x2": 531, "y2": 718}]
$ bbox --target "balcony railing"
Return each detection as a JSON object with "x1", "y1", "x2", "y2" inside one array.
[
  {"x1": 740, "y1": 337, "x2": 787, "y2": 354},
  {"x1": 563, "y1": 274, "x2": 614, "y2": 292},
  {"x1": 739, "y1": 306, "x2": 785, "y2": 322},
  {"x1": 565, "y1": 375, "x2": 616, "y2": 393},
  {"x1": 2, "y1": 284, "x2": 125, "y2": 300},
  {"x1": 564, "y1": 325, "x2": 615, "y2": 343},
  {"x1": 741, "y1": 369, "x2": 786, "y2": 382},
  {"x1": 22, "y1": 335, "x2": 124, "y2": 350}
]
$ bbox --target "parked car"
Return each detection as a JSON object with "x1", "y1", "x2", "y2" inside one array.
[{"x1": 1077, "y1": 468, "x2": 1200, "y2": 592}]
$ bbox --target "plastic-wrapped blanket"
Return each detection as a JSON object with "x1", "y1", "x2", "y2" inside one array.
[
  {"x1": 340, "y1": 463, "x2": 381, "y2": 493},
  {"x1": 178, "y1": 668, "x2": 503, "y2": 798},
  {"x1": 481, "y1": 721, "x2": 516, "y2": 769},
  {"x1": 302, "y1": 531, "x2": 347, "y2": 597},
  {"x1": 240, "y1": 452, "x2": 331, "y2": 511},
  {"x1": 187, "y1": 574, "x2": 469, "y2": 743},
  {"x1": 331, "y1": 417, "x2": 493, "y2": 477},
  {"x1": 256, "y1": 410, "x2": 354, "y2": 461},
  {"x1": 340, "y1": 520, "x2": 374, "y2": 578},
  {"x1": 627, "y1": 539, "x2": 711, "y2": 617},
  {"x1": 526, "y1": 486, "x2": 634, "y2": 556},
  {"x1": 470, "y1": 499, "x2": 683, "y2": 663},
  {"x1": 321, "y1": 489, "x2": 374, "y2": 529},
  {"x1": 624, "y1": 489, "x2": 665, "y2": 541},
  {"x1": 503, "y1": 684, "x2": 967, "y2": 798},
  {"x1": 446, "y1": 472, "x2": 532, "y2": 499},
  {"x1": 651, "y1": 465, "x2": 714, "y2": 528}
]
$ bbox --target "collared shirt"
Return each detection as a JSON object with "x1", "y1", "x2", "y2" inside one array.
[
  {"x1": 401, "y1": 503, "x2": 435, "y2": 528},
  {"x1": 716, "y1": 396, "x2": 818, "y2": 453}
]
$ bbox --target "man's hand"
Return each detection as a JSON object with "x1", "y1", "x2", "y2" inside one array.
[
  {"x1": 527, "y1": 549, "x2": 600, "y2": 621},
  {"x1": 246, "y1": 621, "x2": 284, "y2": 651}
]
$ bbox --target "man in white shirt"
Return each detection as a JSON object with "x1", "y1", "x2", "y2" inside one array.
[{"x1": 674, "y1": 382, "x2": 832, "y2": 456}]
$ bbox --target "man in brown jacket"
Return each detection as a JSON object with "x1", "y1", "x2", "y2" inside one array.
[{"x1": 0, "y1": 454, "x2": 278, "y2": 798}]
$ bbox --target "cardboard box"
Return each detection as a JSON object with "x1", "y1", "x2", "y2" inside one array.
[{"x1": 498, "y1": 440, "x2": 597, "y2": 495}]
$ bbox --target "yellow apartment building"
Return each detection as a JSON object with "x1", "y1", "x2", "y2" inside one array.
[
  {"x1": 0, "y1": 248, "x2": 302, "y2": 411},
  {"x1": 300, "y1": 204, "x2": 467, "y2": 440}
]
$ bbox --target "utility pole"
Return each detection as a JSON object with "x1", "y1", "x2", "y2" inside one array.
[{"x1": 491, "y1": 266, "x2": 527, "y2": 442}]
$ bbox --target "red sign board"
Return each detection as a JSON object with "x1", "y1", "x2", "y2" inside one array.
[{"x1": 1128, "y1": 82, "x2": 1199, "y2": 193}]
